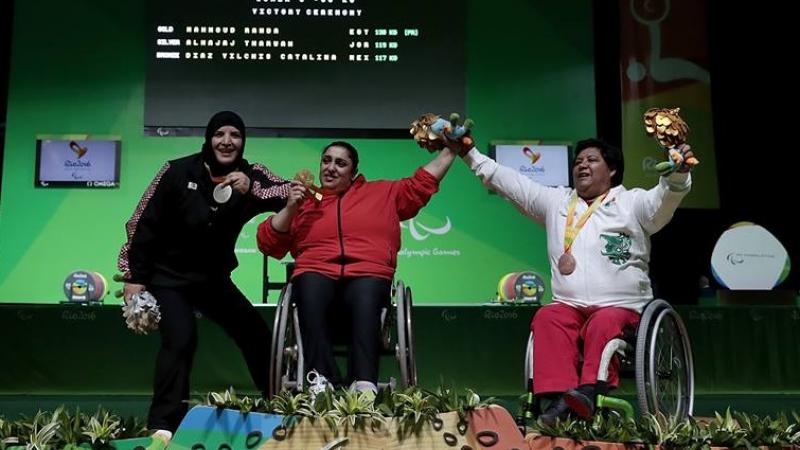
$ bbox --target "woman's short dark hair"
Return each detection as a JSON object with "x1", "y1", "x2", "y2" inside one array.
[
  {"x1": 322, "y1": 141, "x2": 359, "y2": 173},
  {"x1": 574, "y1": 138, "x2": 624, "y2": 186}
]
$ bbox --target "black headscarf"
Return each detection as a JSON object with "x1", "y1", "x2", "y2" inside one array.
[{"x1": 201, "y1": 110, "x2": 247, "y2": 177}]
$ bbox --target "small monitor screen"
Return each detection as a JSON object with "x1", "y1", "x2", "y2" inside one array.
[
  {"x1": 490, "y1": 142, "x2": 571, "y2": 187},
  {"x1": 35, "y1": 138, "x2": 121, "y2": 188}
]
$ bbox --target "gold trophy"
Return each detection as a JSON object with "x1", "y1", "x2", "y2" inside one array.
[
  {"x1": 410, "y1": 112, "x2": 474, "y2": 152},
  {"x1": 643, "y1": 107, "x2": 699, "y2": 175}
]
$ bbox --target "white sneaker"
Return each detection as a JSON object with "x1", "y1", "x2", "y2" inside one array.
[
  {"x1": 351, "y1": 380, "x2": 378, "y2": 396},
  {"x1": 306, "y1": 370, "x2": 331, "y2": 401},
  {"x1": 151, "y1": 429, "x2": 173, "y2": 443}
]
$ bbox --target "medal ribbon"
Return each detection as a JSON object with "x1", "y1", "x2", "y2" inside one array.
[{"x1": 563, "y1": 191, "x2": 608, "y2": 254}]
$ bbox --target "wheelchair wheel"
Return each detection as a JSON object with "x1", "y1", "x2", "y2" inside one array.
[
  {"x1": 635, "y1": 299, "x2": 694, "y2": 418},
  {"x1": 404, "y1": 285, "x2": 417, "y2": 387},
  {"x1": 523, "y1": 332, "x2": 533, "y2": 390},
  {"x1": 269, "y1": 285, "x2": 289, "y2": 396},
  {"x1": 292, "y1": 305, "x2": 306, "y2": 392},
  {"x1": 395, "y1": 281, "x2": 417, "y2": 387},
  {"x1": 269, "y1": 284, "x2": 299, "y2": 396}
]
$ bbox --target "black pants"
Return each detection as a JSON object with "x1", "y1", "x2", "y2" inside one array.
[
  {"x1": 147, "y1": 279, "x2": 270, "y2": 432},
  {"x1": 292, "y1": 272, "x2": 391, "y2": 387}
]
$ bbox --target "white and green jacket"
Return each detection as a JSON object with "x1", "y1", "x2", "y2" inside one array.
[{"x1": 463, "y1": 148, "x2": 691, "y2": 312}]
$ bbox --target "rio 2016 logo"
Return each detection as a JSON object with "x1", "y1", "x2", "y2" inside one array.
[{"x1": 522, "y1": 147, "x2": 541, "y2": 165}]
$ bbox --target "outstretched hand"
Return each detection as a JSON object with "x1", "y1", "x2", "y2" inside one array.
[
  {"x1": 656, "y1": 144, "x2": 696, "y2": 175},
  {"x1": 674, "y1": 144, "x2": 695, "y2": 173}
]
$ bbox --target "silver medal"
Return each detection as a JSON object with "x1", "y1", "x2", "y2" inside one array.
[{"x1": 213, "y1": 184, "x2": 232, "y2": 203}]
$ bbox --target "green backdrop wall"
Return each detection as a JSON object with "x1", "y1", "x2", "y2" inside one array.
[{"x1": 0, "y1": 1, "x2": 599, "y2": 303}]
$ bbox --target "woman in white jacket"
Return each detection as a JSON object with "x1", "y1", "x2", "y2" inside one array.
[{"x1": 459, "y1": 138, "x2": 693, "y2": 424}]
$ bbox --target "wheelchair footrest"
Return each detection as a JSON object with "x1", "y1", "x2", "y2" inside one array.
[{"x1": 596, "y1": 395, "x2": 634, "y2": 420}]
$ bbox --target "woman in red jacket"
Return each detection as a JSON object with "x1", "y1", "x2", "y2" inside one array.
[{"x1": 257, "y1": 140, "x2": 457, "y2": 393}]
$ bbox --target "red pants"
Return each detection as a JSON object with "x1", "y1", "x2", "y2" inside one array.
[{"x1": 531, "y1": 302, "x2": 640, "y2": 394}]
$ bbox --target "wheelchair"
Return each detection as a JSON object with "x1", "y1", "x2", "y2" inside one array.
[
  {"x1": 269, "y1": 279, "x2": 417, "y2": 396},
  {"x1": 523, "y1": 299, "x2": 694, "y2": 418}
]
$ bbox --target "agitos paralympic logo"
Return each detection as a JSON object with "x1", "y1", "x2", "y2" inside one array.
[{"x1": 401, "y1": 217, "x2": 452, "y2": 241}]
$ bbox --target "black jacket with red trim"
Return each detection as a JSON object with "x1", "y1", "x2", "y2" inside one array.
[{"x1": 118, "y1": 152, "x2": 289, "y2": 287}]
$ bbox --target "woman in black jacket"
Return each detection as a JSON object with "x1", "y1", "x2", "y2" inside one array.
[{"x1": 118, "y1": 111, "x2": 289, "y2": 438}]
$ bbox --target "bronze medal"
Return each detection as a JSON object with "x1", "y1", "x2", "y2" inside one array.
[{"x1": 558, "y1": 253, "x2": 576, "y2": 275}]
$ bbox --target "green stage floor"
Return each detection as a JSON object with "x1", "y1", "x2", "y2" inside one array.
[{"x1": 3, "y1": 304, "x2": 799, "y2": 420}]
